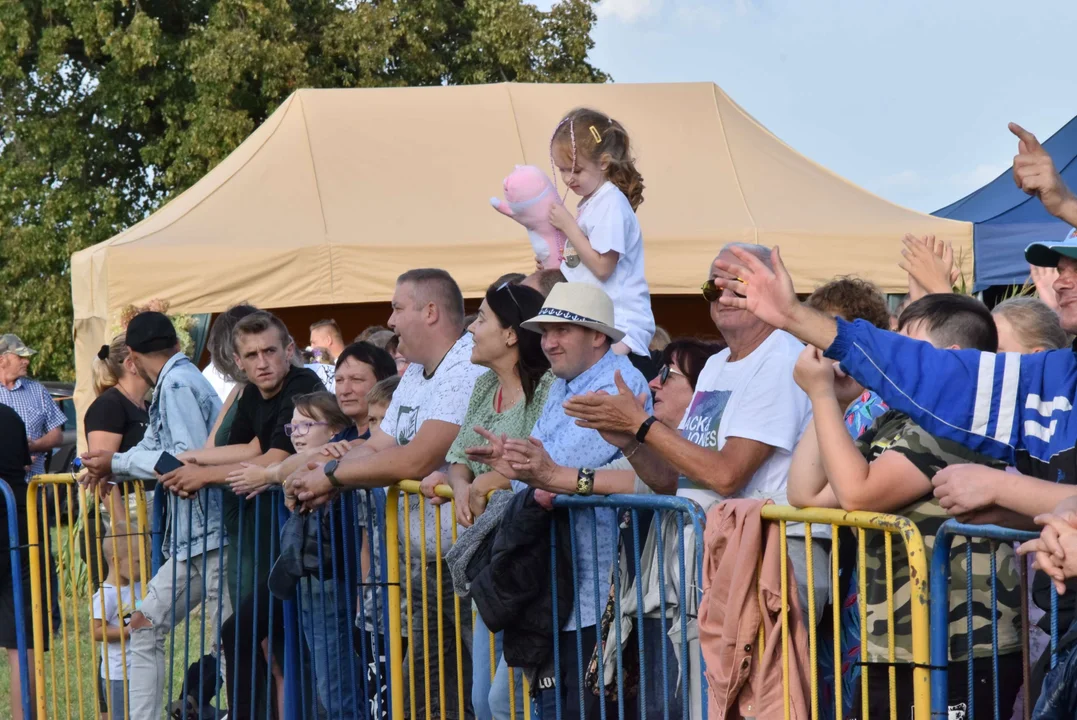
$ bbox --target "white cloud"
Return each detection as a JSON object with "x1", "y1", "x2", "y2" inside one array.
[{"x1": 595, "y1": 0, "x2": 663, "y2": 23}]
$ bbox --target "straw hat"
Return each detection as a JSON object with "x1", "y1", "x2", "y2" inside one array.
[{"x1": 520, "y1": 283, "x2": 625, "y2": 343}]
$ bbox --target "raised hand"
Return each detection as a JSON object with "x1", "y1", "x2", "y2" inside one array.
[
  {"x1": 1030, "y1": 264, "x2": 1061, "y2": 311},
  {"x1": 1011, "y1": 123, "x2": 1077, "y2": 223},
  {"x1": 900, "y1": 234, "x2": 955, "y2": 299},
  {"x1": 711, "y1": 246, "x2": 799, "y2": 331},
  {"x1": 562, "y1": 371, "x2": 649, "y2": 435}
]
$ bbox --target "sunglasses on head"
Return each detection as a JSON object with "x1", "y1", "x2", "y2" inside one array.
[{"x1": 496, "y1": 281, "x2": 524, "y2": 315}]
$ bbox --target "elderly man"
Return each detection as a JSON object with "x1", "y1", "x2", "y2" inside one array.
[
  {"x1": 467, "y1": 281, "x2": 652, "y2": 720},
  {"x1": 80, "y1": 312, "x2": 222, "y2": 719},
  {"x1": 562, "y1": 245, "x2": 825, "y2": 612},
  {"x1": 292, "y1": 268, "x2": 486, "y2": 720},
  {"x1": 0, "y1": 334, "x2": 66, "y2": 479}
]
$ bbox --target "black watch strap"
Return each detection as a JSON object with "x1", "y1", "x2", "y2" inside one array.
[
  {"x1": 635, "y1": 416, "x2": 658, "y2": 443},
  {"x1": 324, "y1": 459, "x2": 342, "y2": 488}
]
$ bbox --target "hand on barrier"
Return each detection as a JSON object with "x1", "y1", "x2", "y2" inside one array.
[
  {"x1": 534, "y1": 488, "x2": 556, "y2": 510},
  {"x1": 932, "y1": 464, "x2": 999, "y2": 517},
  {"x1": 1018, "y1": 511, "x2": 1077, "y2": 593},
  {"x1": 502, "y1": 437, "x2": 557, "y2": 486},
  {"x1": 227, "y1": 462, "x2": 271, "y2": 498},
  {"x1": 80, "y1": 449, "x2": 115, "y2": 480},
  {"x1": 1011, "y1": 122, "x2": 1077, "y2": 221},
  {"x1": 562, "y1": 370, "x2": 650, "y2": 436},
  {"x1": 468, "y1": 471, "x2": 504, "y2": 523},
  {"x1": 419, "y1": 471, "x2": 451, "y2": 505},
  {"x1": 292, "y1": 461, "x2": 334, "y2": 510},
  {"x1": 901, "y1": 233, "x2": 956, "y2": 300},
  {"x1": 160, "y1": 463, "x2": 214, "y2": 499}
]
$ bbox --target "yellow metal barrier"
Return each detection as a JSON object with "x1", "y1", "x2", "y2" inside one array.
[
  {"x1": 759, "y1": 506, "x2": 931, "y2": 720},
  {"x1": 27, "y1": 475, "x2": 150, "y2": 720},
  {"x1": 385, "y1": 480, "x2": 531, "y2": 720}
]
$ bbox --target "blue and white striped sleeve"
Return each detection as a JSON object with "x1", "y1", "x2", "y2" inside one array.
[{"x1": 824, "y1": 318, "x2": 1068, "y2": 467}]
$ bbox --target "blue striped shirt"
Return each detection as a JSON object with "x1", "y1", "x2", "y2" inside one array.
[{"x1": 0, "y1": 378, "x2": 66, "y2": 479}]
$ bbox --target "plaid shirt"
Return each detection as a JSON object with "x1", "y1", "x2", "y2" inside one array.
[{"x1": 0, "y1": 378, "x2": 66, "y2": 479}]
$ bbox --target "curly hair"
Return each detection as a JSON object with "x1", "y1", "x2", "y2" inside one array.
[
  {"x1": 551, "y1": 107, "x2": 645, "y2": 211},
  {"x1": 806, "y1": 277, "x2": 890, "y2": 329}
]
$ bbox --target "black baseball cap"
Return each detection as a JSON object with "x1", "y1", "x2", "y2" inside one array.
[{"x1": 125, "y1": 312, "x2": 178, "y2": 353}]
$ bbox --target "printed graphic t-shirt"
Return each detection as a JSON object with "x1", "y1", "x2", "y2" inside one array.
[{"x1": 676, "y1": 329, "x2": 812, "y2": 518}]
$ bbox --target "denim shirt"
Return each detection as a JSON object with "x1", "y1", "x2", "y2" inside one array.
[
  {"x1": 515, "y1": 349, "x2": 653, "y2": 629},
  {"x1": 112, "y1": 353, "x2": 223, "y2": 561}
]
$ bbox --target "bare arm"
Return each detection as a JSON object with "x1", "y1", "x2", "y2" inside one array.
[
  {"x1": 632, "y1": 420, "x2": 774, "y2": 497},
  {"x1": 91, "y1": 622, "x2": 128, "y2": 643},
  {"x1": 180, "y1": 438, "x2": 261, "y2": 466},
  {"x1": 787, "y1": 420, "x2": 840, "y2": 509},
  {"x1": 333, "y1": 420, "x2": 461, "y2": 488},
  {"x1": 28, "y1": 427, "x2": 63, "y2": 454},
  {"x1": 86, "y1": 431, "x2": 123, "y2": 455},
  {"x1": 563, "y1": 222, "x2": 618, "y2": 281}
]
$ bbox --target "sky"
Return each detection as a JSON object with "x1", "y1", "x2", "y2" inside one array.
[{"x1": 541, "y1": 0, "x2": 1077, "y2": 213}]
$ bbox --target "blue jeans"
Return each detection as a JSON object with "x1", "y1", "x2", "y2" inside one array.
[
  {"x1": 473, "y1": 611, "x2": 525, "y2": 720},
  {"x1": 298, "y1": 577, "x2": 360, "y2": 717}
]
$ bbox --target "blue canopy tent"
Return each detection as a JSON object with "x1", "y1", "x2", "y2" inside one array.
[{"x1": 934, "y1": 116, "x2": 1077, "y2": 290}]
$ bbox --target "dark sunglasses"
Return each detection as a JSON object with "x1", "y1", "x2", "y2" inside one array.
[
  {"x1": 657, "y1": 364, "x2": 685, "y2": 385},
  {"x1": 700, "y1": 277, "x2": 746, "y2": 303}
]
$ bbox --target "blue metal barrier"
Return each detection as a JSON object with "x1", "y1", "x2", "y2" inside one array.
[
  {"x1": 145, "y1": 483, "x2": 394, "y2": 720},
  {"x1": 547, "y1": 493, "x2": 708, "y2": 720},
  {"x1": 0, "y1": 478, "x2": 32, "y2": 720},
  {"x1": 930, "y1": 520, "x2": 1059, "y2": 720}
]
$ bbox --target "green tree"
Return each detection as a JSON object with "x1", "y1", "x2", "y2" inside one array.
[{"x1": 0, "y1": 0, "x2": 607, "y2": 380}]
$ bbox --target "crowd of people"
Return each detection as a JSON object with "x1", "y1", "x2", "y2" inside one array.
[{"x1": 1, "y1": 110, "x2": 1077, "y2": 720}]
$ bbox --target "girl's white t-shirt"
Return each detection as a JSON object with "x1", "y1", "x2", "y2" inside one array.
[
  {"x1": 92, "y1": 582, "x2": 142, "y2": 679},
  {"x1": 561, "y1": 181, "x2": 655, "y2": 356}
]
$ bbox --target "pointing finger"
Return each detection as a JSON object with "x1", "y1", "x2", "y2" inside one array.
[{"x1": 1010, "y1": 123, "x2": 1044, "y2": 154}]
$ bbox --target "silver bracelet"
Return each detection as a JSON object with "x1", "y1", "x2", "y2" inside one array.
[{"x1": 623, "y1": 441, "x2": 642, "y2": 460}]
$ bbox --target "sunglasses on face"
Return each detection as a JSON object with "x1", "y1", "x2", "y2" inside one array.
[
  {"x1": 284, "y1": 421, "x2": 328, "y2": 438},
  {"x1": 700, "y1": 278, "x2": 747, "y2": 303},
  {"x1": 657, "y1": 364, "x2": 686, "y2": 386}
]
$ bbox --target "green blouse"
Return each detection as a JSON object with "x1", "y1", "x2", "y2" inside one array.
[{"x1": 446, "y1": 369, "x2": 554, "y2": 477}]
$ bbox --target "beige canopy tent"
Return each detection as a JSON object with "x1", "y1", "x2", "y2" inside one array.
[{"x1": 71, "y1": 81, "x2": 972, "y2": 427}]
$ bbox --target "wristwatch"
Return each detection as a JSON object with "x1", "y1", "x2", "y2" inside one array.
[
  {"x1": 636, "y1": 416, "x2": 659, "y2": 443},
  {"x1": 576, "y1": 468, "x2": 595, "y2": 496},
  {"x1": 324, "y1": 459, "x2": 342, "y2": 488}
]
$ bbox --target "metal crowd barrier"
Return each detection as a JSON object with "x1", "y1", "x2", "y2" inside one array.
[
  {"x1": 0, "y1": 476, "x2": 32, "y2": 720},
  {"x1": 25, "y1": 477, "x2": 399, "y2": 720},
  {"x1": 383, "y1": 483, "x2": 707, "y2": 720},
  {"x1": 930, "y1": 520, "x2": 1061, "y2": 720},
  {"x1": 759, "y1": 506, "x2": 932, "y2": 720},
  {"x1": 28, "y1": 474, "x2": 150, "y2": 720},
  {"x1": 547, "y1": 493, "x2": 707, "y2": 720}
]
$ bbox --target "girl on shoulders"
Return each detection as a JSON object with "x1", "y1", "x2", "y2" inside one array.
[{"x1": 548, "y1": 107, "x2": 656, "y2": 377}]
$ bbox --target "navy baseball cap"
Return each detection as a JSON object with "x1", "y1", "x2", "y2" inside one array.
[
  {"x1": 1025, "y1": 227, "x2": 1077, "y2": 268},
  {"x1": 125, "y1": 312, "x2": 178, "y2": 353}
]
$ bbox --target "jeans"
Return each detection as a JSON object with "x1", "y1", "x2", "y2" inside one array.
[
  {"x1": 299, "y1": 577, "x2": 361, "y2": 717},
  {"x1": 106, "y1": 678, "x2": 127, "y2": 720},
  {"x1": 472, "y1": 611, "x2": 524, "y2": 720},
  {"x1": 222, "y1": 591, "x2": 278, "y2": 720},
  {"x1": 127, "y1": 549, "x2": 229, "y2": 720}
]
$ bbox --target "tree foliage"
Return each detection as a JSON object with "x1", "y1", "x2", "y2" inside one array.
[{"x1": 0, "y1": 0, "x2": 608, "y2": 380}]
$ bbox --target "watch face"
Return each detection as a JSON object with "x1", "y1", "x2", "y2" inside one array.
[{"x1": 324, "y1": 460, "x2": 337, "y2": 475}]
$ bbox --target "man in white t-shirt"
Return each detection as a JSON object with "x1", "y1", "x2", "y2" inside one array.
[
  {"x1": 290, "y1": 268, "x2": 485, "y2": 720},
  {"x1": 564, "y1": 244, "x2": 826, "y2": 613}
]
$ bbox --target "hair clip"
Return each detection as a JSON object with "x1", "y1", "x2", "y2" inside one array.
[
  {"x1": 589, "y1": 125, "x2": 602, "y2": 144},
  {"x1": 97, "y1": 344, "x2": 110, "y2": 361}
]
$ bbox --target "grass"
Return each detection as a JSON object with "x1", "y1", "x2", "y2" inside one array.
[{"x1": 0, "y1": 523, "x2": 224, "y2": 720}]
